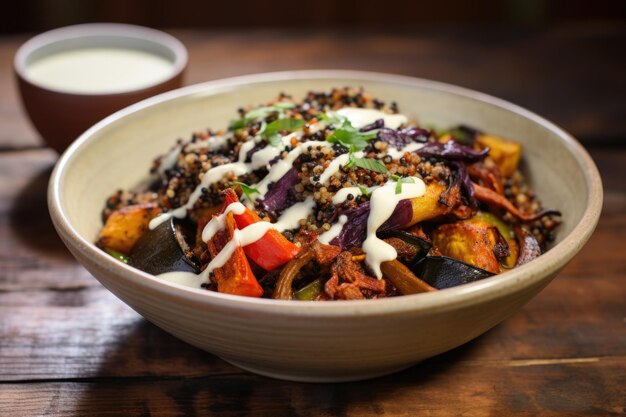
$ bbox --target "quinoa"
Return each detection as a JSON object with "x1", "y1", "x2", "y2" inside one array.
[{"x1": 99, "y1": 87, "x2": 560, "y2": 300}]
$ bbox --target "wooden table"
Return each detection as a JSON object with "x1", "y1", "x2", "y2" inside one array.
[{"x1": 1, "y1": 24, "x2": 625, "y2": 416}]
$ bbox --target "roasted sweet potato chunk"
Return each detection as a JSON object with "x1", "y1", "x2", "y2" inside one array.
[
  {"x1": 408, "y1": 182, "x2": 458, "y2": 225},
  {"x1": 431, "y1": 219, "x2": 505, "y2": 274},
  {"x1": 97, "y1": 203, "x2": 161, "y2": 254},
  {"x1": 476, "y1": 134, "x2": 521, "y2": 178}
]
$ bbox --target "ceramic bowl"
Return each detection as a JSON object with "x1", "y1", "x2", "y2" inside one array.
[
  {"x1": 48, "y1": 70, "x2": 602, "y2": 382},
  {"x1": 14, "y1": 23, "x2": 187, "y2": 153}
]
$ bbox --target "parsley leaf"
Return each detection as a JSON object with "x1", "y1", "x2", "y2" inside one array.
[
  {"x1": 323, "y1": 112, "x2": 378, "y2": 151},
  {"x1": 260, "y1": 118, "x2": 306, "y2": 147},
  {"x1": 229, "y1": 102, "x2": 296, "y2": 131},
  {"x1": 233, "y1": 181, "x2": 260, "y2": 202},
  {"x1": 345, "y1": 154, "x2": 388, "y2": 174}
]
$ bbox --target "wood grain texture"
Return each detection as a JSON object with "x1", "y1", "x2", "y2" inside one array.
[{"x1": 1, "y1": 27, "x2": 625, "y2": 416}]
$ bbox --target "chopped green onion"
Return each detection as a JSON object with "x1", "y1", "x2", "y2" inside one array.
[
  {"x1": 391, "y1": 175, "x2": 415, "y2": 194},
  {"x1": 104, "y1": 247, "x2": 130, "y2": 264},
  {"x1": 294, "y1": 279, "x2": 324, "y2": 301},
  {"x1": 358, "y1": 185, "x2": 371, "y2": 196}
]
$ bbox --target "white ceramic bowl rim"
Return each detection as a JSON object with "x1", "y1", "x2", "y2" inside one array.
[
  {"x1": 48, "y1": 70, "x2": 603, "y2": 317},
  {"x1": 14, "y1": 23, "x2": 188, "y2": 96}
]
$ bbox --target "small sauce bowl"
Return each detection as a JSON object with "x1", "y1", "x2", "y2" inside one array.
[{"x1": 14, "y1": 23, "x2": 188, "y2": 153}]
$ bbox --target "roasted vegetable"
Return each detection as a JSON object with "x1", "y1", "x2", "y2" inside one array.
[
  {"x1": 378, "y1": 229, "x2": 431, "y2": 263},
  {"x1": 206, "y1": 211, "x2": 263, "y2": 297},
  {"x1": 409, "y1": 182, "x2": 462, "y2": 225},
  {"x1": 222, "y1": 189, "x2": 299, "y2": 271},
  {"x1": 412, "y1": 256, "x2": 494, "y2": 289},
  {"x1": 97, "y1": 203, "x2": 161, "y2": 254},
  {"x1": 515, "y1": 226, "x2": 542, "y2": 266},
  {"x1": 324, "y1": 251, "x2": 386, "y2": 300},
  {"x1": 476, "y1": 134, "x2": 521, "y2": 178},
  {"x1": 380, "y1": 260, "x2": 435, "y2": 295},
  {"x1": 294, "y1": 279, "x2": 324, "y2": 301},
  {"x1": 473, "y1": 183, "x2": 561, "y2": 222},
  {"x1": 259, "y1": 167, "x2": 299, "y2": 215},
  {"x1": 104, "y1": 247, "x2": 129, "y2": 264},
  {"x1": 273, "y1": 241, "x2": 340, "y2": 300},
  {"x1": 473, "y1": 211, "x2": 519, "y2": 268},
  {"x1": 431, "y1": 219, "x2": 507, "y2": 274},
  {"x1": 130, "y1": 218, "x2": 199, "y2": 275}
]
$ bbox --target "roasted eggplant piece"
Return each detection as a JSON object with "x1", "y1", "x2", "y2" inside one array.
[
  {"x1": 412, "y1": 256, "x2": 494, "y2": 290},
  {"x1": 129, "y1": 218, "x2": 199, "y2": 275}
]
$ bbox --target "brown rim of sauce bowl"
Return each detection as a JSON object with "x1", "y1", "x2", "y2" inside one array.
[{"x1": 14, "y1": 23, "x2": 188, "y2": 154}]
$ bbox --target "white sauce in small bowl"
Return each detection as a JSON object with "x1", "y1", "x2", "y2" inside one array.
[{"x1": 26, "y1": 47, "x2": 174, "y2": 94}]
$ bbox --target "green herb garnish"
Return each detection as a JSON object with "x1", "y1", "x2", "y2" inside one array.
[
  {"x1": 391, "y1": 174, "x2": 415, "y2": 194},
  {"x1": 345, "y1": 154, "x2": 388, "y2": 174},
  {"x1": 104, "y1": 247, "x2": 130, "y2": 264},
  {"x1": 358, "y1": 185, "x2": 371, "y2": 196},
  {"x1": 233, "y1": 181, "x2": 260, "y2": 202},
  {"x1": 323, "y1": 112, "x2": 378, "y2": 151},
  {"x1": 229, "y1": 102, "x2": 296, "y2": 131},
  {"x1": 260, "y1": 118, "x2": 306, "y2": 147}
]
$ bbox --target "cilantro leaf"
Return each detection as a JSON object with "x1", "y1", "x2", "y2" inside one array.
[
  {"x1": 345, "y1": 154, "x2": 388, "y2": 174},
  {"x1": 261, "y1": 118, "x2": 305, "y2": 147},
  {"x1": 229, "y1": 102, "x2": 296, "y2": 131},
  {"x1": 233, "y1": 181, "x2": 260, "y2": 202},
  {"x1": 323, "y1": 112, "x2": 378, "y2": 151}
]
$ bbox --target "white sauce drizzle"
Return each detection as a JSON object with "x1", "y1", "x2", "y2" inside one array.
[
  {"x1": 332, "y1": 187, "x2": 365, "y2": 205},
  {"x1": 158, "y1": 147, "x2": 181, "y2": 176},
  {"x1": 252, "y1": 140, "x2": 329, "y2": 197},
  {"x1": 318, "y1": 215, "x2": 348, "y2": 244},
  {"x1": 150, "y1": 138, "x2": 260, "y2": 230},
  {"x1": 201, "y1": 222, "x2": 275, "y2": 279},
  {"x1": 386, "y1": 142, "x2": 425, "y2": 159},
  {"x1": 362, "y1": 177, "x2": 426, "y2": 278},
  {"x1": 273, "y1": 197, "x2": 315, "y2": 232},
  {"x1": 313, "y1": 151, "x2": 363, "y2": 185},
  {"x1": 336, "y1": 107, "x2": 407, "y2": 129},
  {"x1": 183, "y1": 135, "x2": 231, "y2": 152},
  {"x1": 157, "y1": 271, "x2": 203, "y2": 288},
  {"x1": 149, "y1": 162, "x2": 249, "y2": 229},
  {"x1": 201, "y1": 202, "x2": 246, "y2": 242},
  {"x1": 153, "y1": 107, "x2": 428, "y2": 288}
]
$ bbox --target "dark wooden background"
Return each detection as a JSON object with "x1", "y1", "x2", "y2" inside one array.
[{"x1": 1, "y1": 20, "x2": 626, "y2": 416}]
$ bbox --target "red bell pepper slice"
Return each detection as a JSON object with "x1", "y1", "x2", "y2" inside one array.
[
  {"x1": 222, "y1": 188, "x2": 300, "y2": 271},
  {"x1": 205, "y1": 211, "x2": 263, "y2": 297}
]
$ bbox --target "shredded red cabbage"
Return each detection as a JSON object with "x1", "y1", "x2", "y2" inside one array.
[
  {"x1": 329, "y1": 199, "x2": 413, "y2": 249},
  {"x1": 449, "y1": 161, "x2": 478, "y2": 208},
  {"x1": 359, "y1": 118, "x2": 385, "y2": 132},
  {"x1": 377, "y1": 127, "x2": 429, "y2": 150},
  {"x1": 416, "y1": 140, "x2": 488, "y2": 162},
  {"x1": 259, "y1": 167, "x2": 299, "y2": 215}
]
